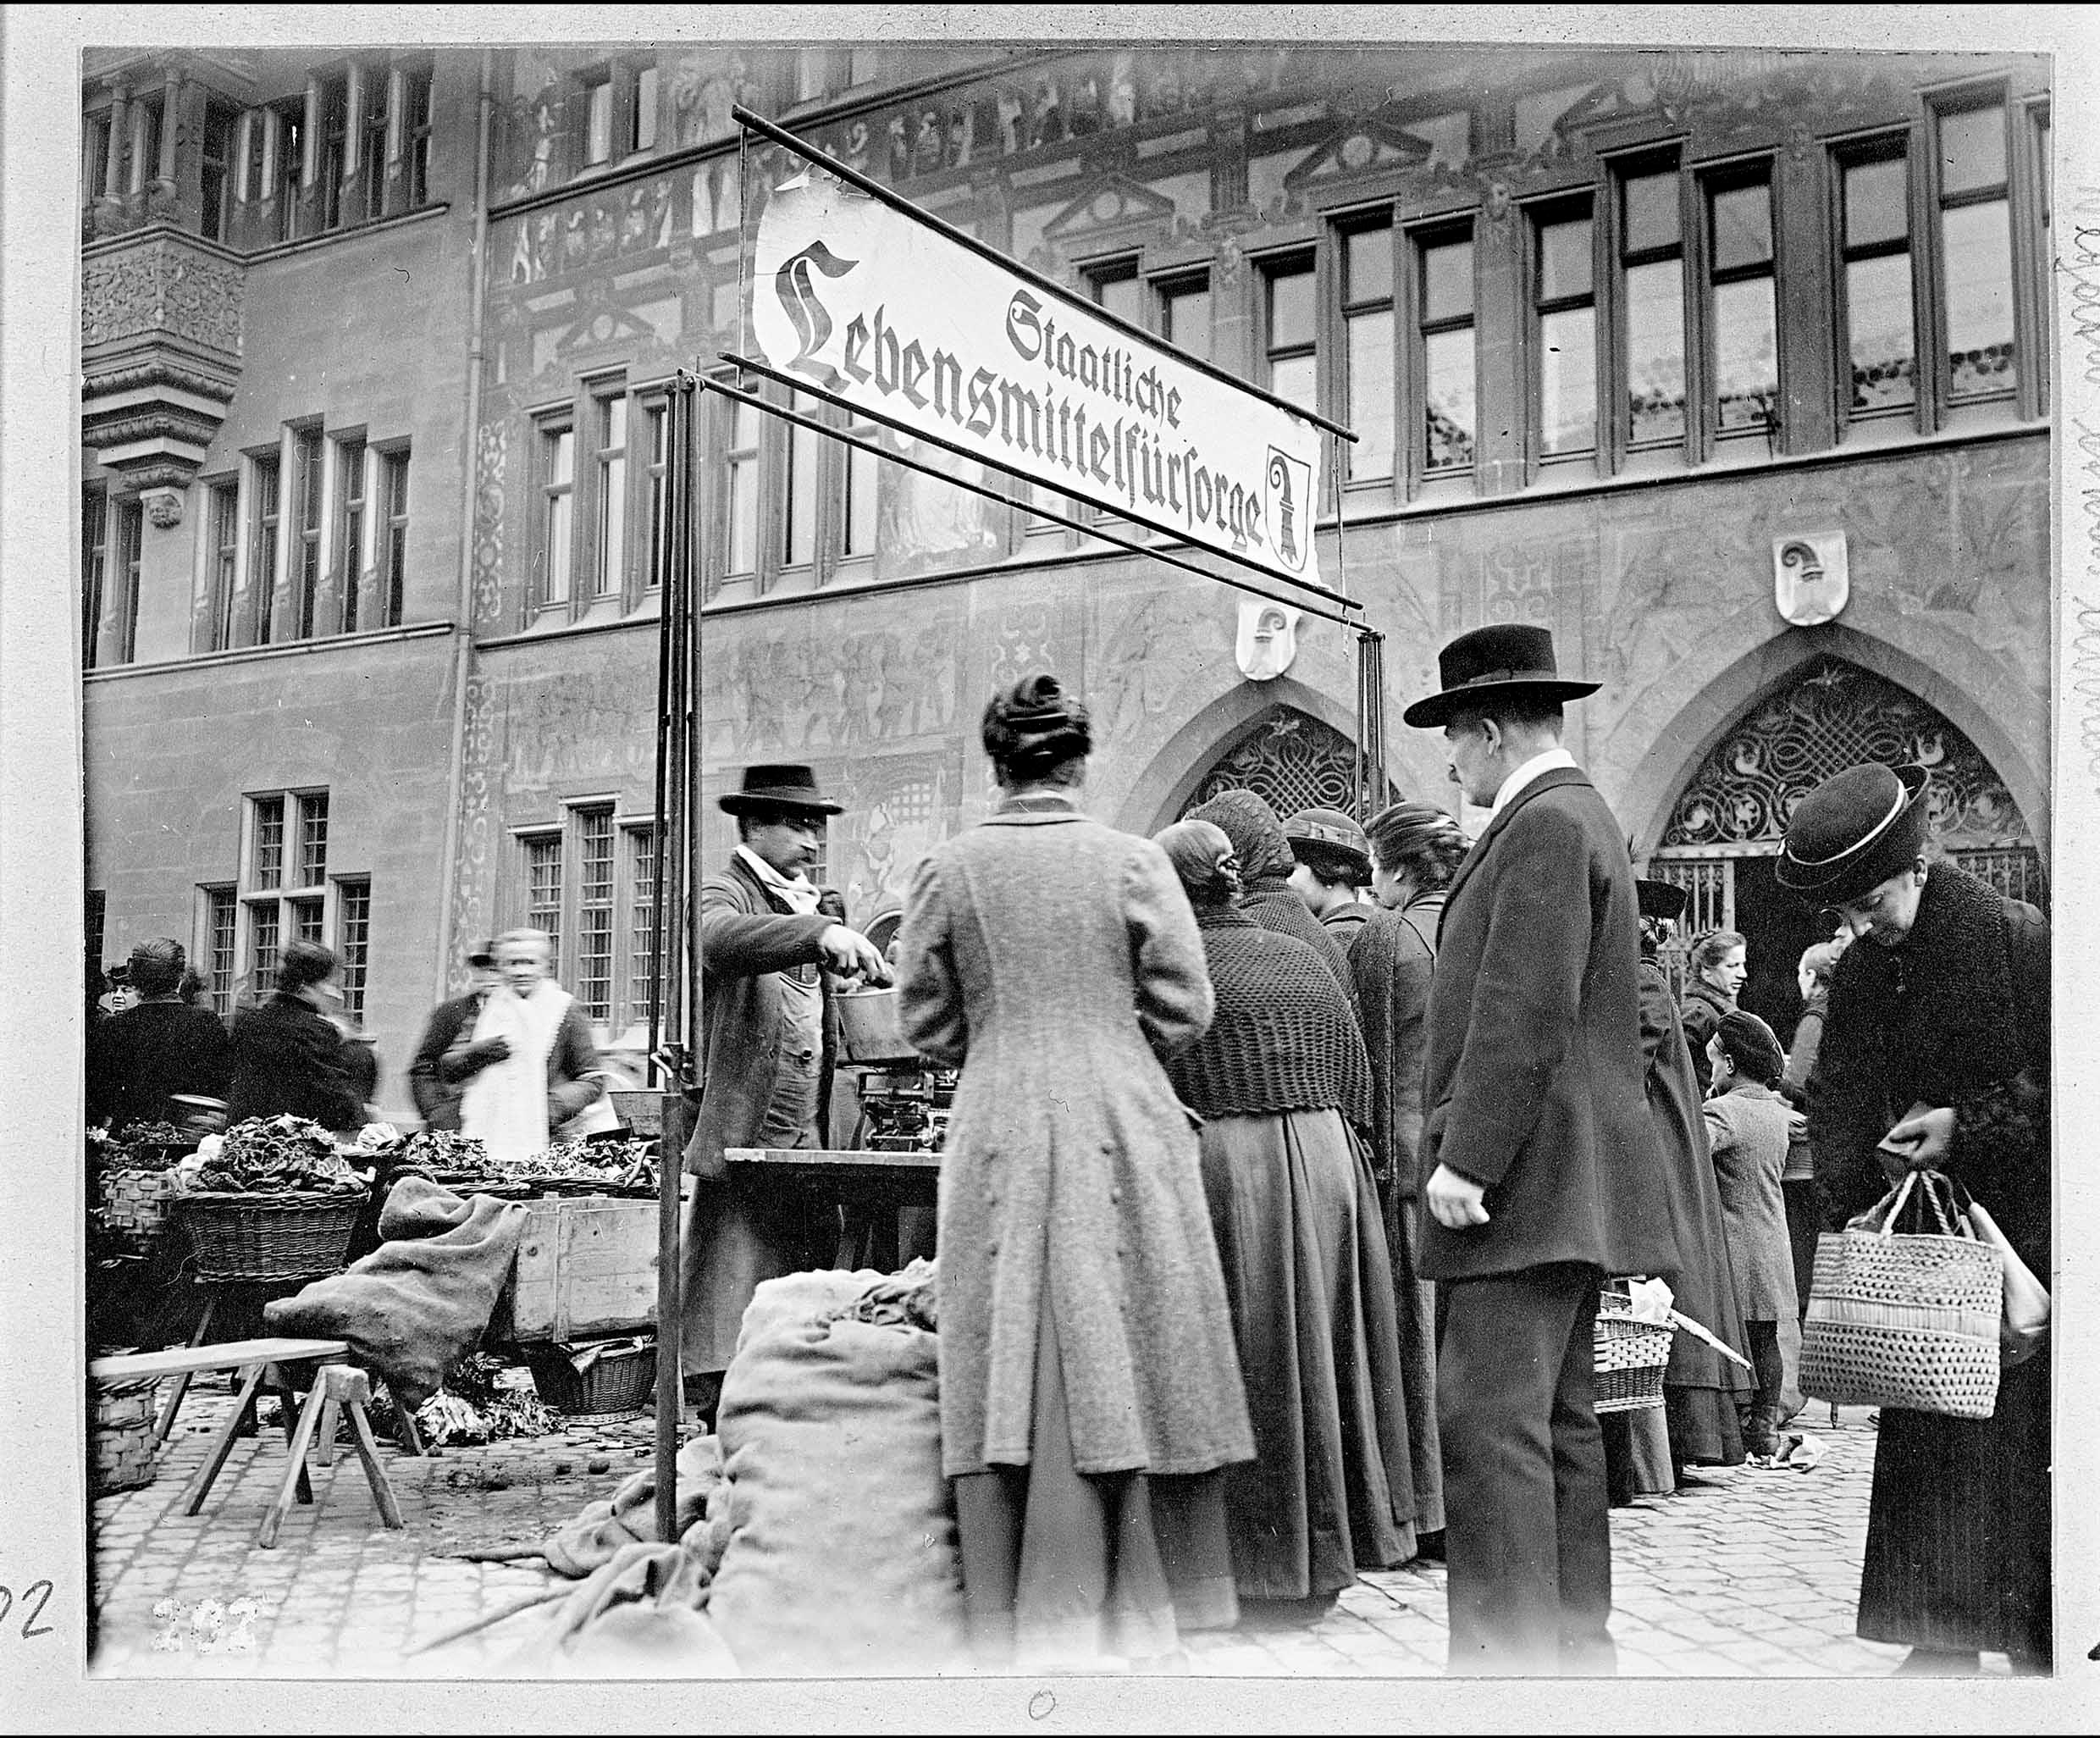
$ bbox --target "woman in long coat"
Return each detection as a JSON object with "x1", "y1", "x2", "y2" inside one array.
[
  {"x1": 1152, "y1": 818, "x2": 1415, "y2": 1616},
  {"x1": 1633, "y1": 887, "x2": 1754, "y2": 1482},
  {"x1": 1782, "y1": 763, "x2": 2050, "y2": 1674},
  {"x1": 895, "y1": 676, "x2": 1253, "y2": 1671},
  {"x1": 1346, "y1": 800, "x2": 1467, "y2": 1543}
]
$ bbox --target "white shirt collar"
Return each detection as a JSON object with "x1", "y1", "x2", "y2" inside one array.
[
  {"x1": 736, "y1": 844, "x2": 822, "y2": 915},
  {"x1": 1490, "y1": 747, "x2": 1578, "y2": 820}
]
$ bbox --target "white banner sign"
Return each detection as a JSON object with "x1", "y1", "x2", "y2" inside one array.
[{"x1": 749, "y1": 167, "x2": 1329, "y2": 593}]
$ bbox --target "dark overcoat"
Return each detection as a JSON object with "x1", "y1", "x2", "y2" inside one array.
[
  {"x1": 894, "y1": 798, "x2": 1254, "y2": 1480},
  {"x1": 1417, "y1": 767, "x2": 1678, "y2": 1283},
  {"x1": 89, "y1": 999, "x2": 231, "y2": 1129},
  {"x1": 681, "y1": 852, "x2": 838, "y2": 1180},
  {"x1": 226, "y1": 994, "x2": 367, "y2": 1132},
  {"x1": 1348, "y1": 892, "x2": 1444, "y2": 1193}
]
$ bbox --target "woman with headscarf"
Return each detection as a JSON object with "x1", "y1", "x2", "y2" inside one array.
[
  {"x1": 1630, "y1": 881, "x2": 1754, "y2": 1488},
  {"x1": 1345, "y1": 799, "x2": 1467, "y2": 1549},
  {"x1": 894, "y1": 675, "x2": 1252, "y2": 1672},
  {"x1": 1186, "y1": 789, "x2": 1358, "y2": 1016},
  {"x1": 1780, "y1": 763, "x2": 2050, "y2": 1675},
  {"x1": 1152, "y1": 816, "x2": 1417, "y2": 1619}
]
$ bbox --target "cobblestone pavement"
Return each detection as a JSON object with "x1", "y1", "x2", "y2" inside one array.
[{"x1": 87, "y1": 1388, "x2": 2007, "y2": 1682}]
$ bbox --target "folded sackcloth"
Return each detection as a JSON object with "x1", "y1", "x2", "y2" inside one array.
[
  {"x1": 378, "y1": 1172, "x2": 478, "y2": 1239},
  {"x1": 821, "y1": 1255, "x2": 940, "y2": 1333},
  {"x1": 543, "y1": 1432, "x2": 727, "y2": 1580},
  {"x1": 503, "y1": 1540, "x2": 738, "y2": 1678},
  {"x1": 263, "y1": 1193, "x2": 528, "y2": 1410}
]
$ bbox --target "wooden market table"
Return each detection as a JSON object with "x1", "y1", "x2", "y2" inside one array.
[{"x1": 722, "y1": 1147, "x2": 941, "y2": 1271}]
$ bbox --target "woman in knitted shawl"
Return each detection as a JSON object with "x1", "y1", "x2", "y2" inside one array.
[
  {"x1": 1186, "y1": 789, "x2": 1359, "y2": 1017},
  {"x1": 1152, "y1": 818, "x2": 1417, "y2": 1620},
  {"x1": 1782, "y1": 764, "x2": 2050, "y2": 1674}
]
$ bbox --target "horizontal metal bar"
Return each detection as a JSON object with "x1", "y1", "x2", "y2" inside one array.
[
  {"x1": 728, "y1": 102, "x2": 1359, "y2": 445},
  {"x1": 694, "y1": 373, "x2": 1368, "y2": 632},
  {"x1": 721, "y1": 350, "x2": 1362, "y2": 616}
]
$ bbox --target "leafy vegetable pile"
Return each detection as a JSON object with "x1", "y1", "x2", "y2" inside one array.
[
  {"x1": 190, "y1": 1115, "x2": 366, "y2": 1196},
  {"x1": 500, "y1": 1137, "x2": 658, "y2": 1191},
  {"x1": 396, "y1": 1128, "x2": 491, "y2": 1175},
  {"x1": 362, "y1": 1351, "x2": 558, "y2": 1443}
]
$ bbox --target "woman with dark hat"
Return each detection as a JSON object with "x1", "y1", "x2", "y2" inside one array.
[
  {"x1": 1188, "y1": 789, "x2": 1358, "y2": 1016},
  {"x1": 1346, "y1": 798, "x2": 1469, "y2": 1546},
  {"x1": 1282, "y1": 806, "x2": 1375, "y2": 953},
  {"x1": 86, "y1": 937, "x2": 232, "y2": 1132},
  {"x1": 226, "y1": 939, "x2": 368, "y2": 1132},
  {"x1": 1152, "y1": 816, "x2": 1418, "y2": 1618},
  {"x1": 1779, "y1": 761, "x2": 2050, "y2": 1674},
  {"x1": 893, "y1": 675, "x2": 1252, "y2": 1671},
  {"x1": 1627, "y1": 877, "x2": 1755, "y2": 1489}
]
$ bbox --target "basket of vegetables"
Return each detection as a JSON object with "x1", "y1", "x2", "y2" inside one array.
[
  {"x1": 91, "y1": 1123, "x2": 199, "y2": 1255},
  {"x1": 174, "y1": 1115, "x2": 370, "y2": 1283}
]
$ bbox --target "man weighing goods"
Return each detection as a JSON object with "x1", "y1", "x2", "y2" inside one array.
[
  {"x1": 678, "y1": 765, "x2": 889, "y2": 1418},
  {"x1": 1405, "y1": 624, "x2": 1680, "y2": 1675}
]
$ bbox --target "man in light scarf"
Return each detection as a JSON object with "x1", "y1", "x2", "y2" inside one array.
[{"x1": 457, "y1": 928, "x2": 605, "y2": 1165}]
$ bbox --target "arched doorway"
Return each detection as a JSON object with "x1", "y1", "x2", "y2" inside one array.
[
  {"x1": 1180, "y1": 705, "x2": 1395, "y2": 822},
  {"x1": 1647, "y1": 656, "x2": 2043, "y2": 1040}
]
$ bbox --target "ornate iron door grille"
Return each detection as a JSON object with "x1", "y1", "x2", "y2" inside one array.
[{"x1": 1183, "y1": 707, "x2": 1395, "y2": 823}]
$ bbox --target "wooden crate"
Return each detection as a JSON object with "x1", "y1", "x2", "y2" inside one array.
[{"x1": 493, "y1": 1194, "x2": 661, "y2": 1343}]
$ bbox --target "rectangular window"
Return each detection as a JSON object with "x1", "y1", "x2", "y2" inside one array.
[
  {"x1": 296, "y1": 792, "x2": 329, "y2": 886},
  {"x1": 723, "y1": 396, "x2": 760, "y2": 580},
  {"x1": 539, "y1": 421, "x2": 575, "y2": 606},
  {"x1": 252, "y1": 794, "x2": 286, "y2": 890},
  {"x1": 1417, "y1": 227, "x2": 1476, "y2": 473},
  {"x1": 362, "y1": 73, "x2": 389, "y2": 221},
  {"x1": 525, "y1": 835, "x2": 563, "y2": 969},
  {"x1": 1159, "y1": 274, "x2": 1212, "y2": 363},
  {"x1": 1534, "y1": 203, "x2": 1598, "y2": 457},
  {"x1": 642, "y1": 401, "x2": 669, "y2": 589},
  {"x1": 251, "y1": 451, "x2": 280, "y2": 644},
  {"x1": 1263, "y1": 257, "x2": 1318, "y2": 410},
  {"x1": 1087, "y1": 260, "x2": 1142, "y2": 330},
  {"x1": 631, "y1": 65, "x2": 659, "y2": 154},
  {"x1": 593, "y1": 393, "x2": 627, "y2": 597},
  {"x1": 204, "y1": 887, "x2": 237, "y2": 1018},
  {"x1": 848, "y1": 49, "x2": 879, "y2": 87},
  {"x1": 783, "y1": 390, "x2": 818, "y2": 568},
  {"x1": 1705, "y1": 169, "x2": 1778, "y2": 438},
  {"x1": 335, "y1": 878, "x2": 372, "y2": 1024},
  {"x1": 318, "y1": 75, "x2": 349, "y2": 230},
  {"x1": 575, "y1": 809, "x2": 615, "y2": 1021},
  {"x1": 81, "y1": 490, "x2": 108, "y2": 672},
  {"x1": 208, "y1": 479, "x2": 240, "y2": 650},
  {"x1": 1619, "y1": 163, "x2": 1686, "y2": 447},
  {"x1": 289, "y1": 897, "x2": 326, "y2": 948},
  {"x1": 84, "y1": 113, "x2": 112, "y2": 209},
  {"x1": 843, "y1": 420, "x2": 881, "y2": 559},
  {"x1": 131, "y1": 96, "x2": 161, "y2": 195},
  {"x1": 1838, "y1": 143, "x2": 1916, "y2": 417},
  {"x1": 1935, "y1": 100, "x2": 2016, "y2": 402},
  {"x1": 401, "y1": 67, "x2": 434, "y2": 208},
  {"x1": 334, "y1": 438, "x2": 367, "y2": 634},
  {"x1": 276, "y1": 103, "x2": 304, "y2": 242},
  {"x1": 1340, "y1": 224, "x2": 1396, "y2": 482},
  {"x1": 380, "y1": 449, "x2": 409, "y2": 625},
  {"x1": 95, "y1": 498, "x2": 143, "y2": 667},
  {"x1": 201, "y1": 101, "x2": 236, "y2": 242},
  {"x1": 626, "y1": 824, "x2": 659, "y2": 1026},
  {"x1": 797, "y1": 48, "x2": 830, "y2": 102},
  {"x1": 293, "y1": 426, "x2": 324, "y2": 636},
  {"x1": 583, "y1": 72, "x2": 614, "y2": 168},
  {"x1": 247, "y1": 899, "x2": 281, "y2": 993}
]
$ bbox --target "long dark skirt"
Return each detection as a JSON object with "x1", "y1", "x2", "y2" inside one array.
[
  {"x1": 1782, "y1": 1177, "x2": 1822, "y2": 1321},
  {"x1": 952, "y1": 1304, "x2": 1237, "y2": 1669},
  {"x1": 1380, "y1": 1187, "x2": 1445, "y2": 1535},
  {"x1": 1857, "y1": 1348, "x2": 2052, "y2": 1664},
  {"x1": 1602, "y1": 1406, "x2": 1676, "y2": 1504},
  {"x1": 1200, "y1": 1108, "x2": 1417, "y2": 1598}
]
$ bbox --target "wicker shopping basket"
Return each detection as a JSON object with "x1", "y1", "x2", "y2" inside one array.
[
  {"x1": 1593, "y1": 1294, "x2": 1672, "y2": 1414},
  {"x1": 175, "y1": 1190, "x2": 365, "y2": 1283},
  {"x1": 97, "y1": 1166, "x2": 181, "y2": 1255},
  {"x1": 522, "y1": 1335, "x2": 658, "y2": 1425},
  {"x1": 1799, "y1": 1171, "x2": 2001, "y2": 1420},
  {"x1": 90, "y1": 1376, "x2": 161, "y2": 1496}
]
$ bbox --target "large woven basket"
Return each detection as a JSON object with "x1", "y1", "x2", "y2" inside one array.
[
  {"x1": 1800, "y1": 1226, "x2": 2002, "y2": 1420},
  {"x1": 98, "y1": 1166, "x2": 180, "y2": 1255},
  {"x1": 90, "y1": 1377, "x2": 161, "y2": 1496},
  {"x1": 523, "y1": 1336, "x2": 657, "y2": 1425},
  {"x1": 1593, "y1": 1302, "x2": 1672, "y2": 1414},
  {"x1": 176, "y1": 1190, "x2": 364, "y2": 1283}
]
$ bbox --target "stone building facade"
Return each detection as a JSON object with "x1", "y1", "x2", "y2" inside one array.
[{"x1": 79, "y1": 41, "x2": 2054, "y2": 1111}]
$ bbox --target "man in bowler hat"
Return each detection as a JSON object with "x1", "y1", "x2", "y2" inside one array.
[
  {"x1": 1406, "y1": 623, "x2": 1680, "y2": 1674},
  {"x1": 678, "y1": 764, "x2": 889, "y2": 1418}
]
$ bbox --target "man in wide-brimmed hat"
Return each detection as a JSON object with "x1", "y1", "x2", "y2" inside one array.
[
  {"x1": 1778, "y1": 761, "x2": 2051, "y2": 1674},
  {"x1": 1404, "y1": 623, "x2": 1681, "y2": 1675},
  {"x1": 679, "y1": 764, "x2": 890, "y2": 1418}
]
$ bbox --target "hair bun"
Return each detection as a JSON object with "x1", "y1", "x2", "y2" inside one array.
[{"x1": 982, "y1": 673, "x2": 1092, "y2": 768}]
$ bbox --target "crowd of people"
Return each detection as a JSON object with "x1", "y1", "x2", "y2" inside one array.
[{"x1": 84, "y1": 623, "x2": 2051, "y2": 1681}]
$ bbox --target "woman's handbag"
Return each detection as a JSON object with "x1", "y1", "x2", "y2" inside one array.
[
  {"x1": 1962, "y1": 1195, "x2": 2050, "y2": 1367},
  {"x1": 1799, "y1": 1169, "x2": 2003, "y2": 1420}
]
